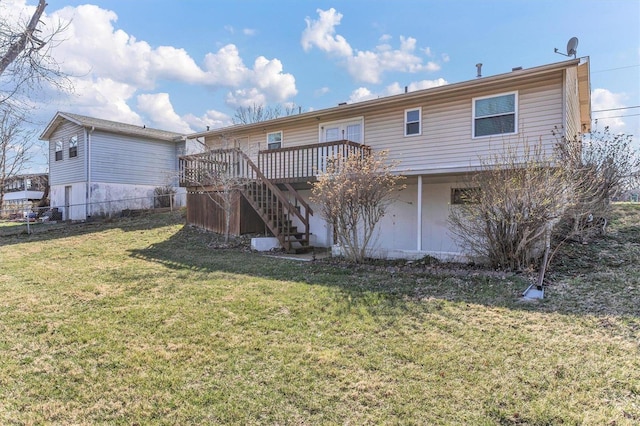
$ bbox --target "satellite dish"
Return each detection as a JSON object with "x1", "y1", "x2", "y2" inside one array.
[
  {"x1": 566, "y1": 37, "x2": 578, "y2": 57},
  {"x1": 554, "y1": 37, "x2": 579, "y2": 58}
]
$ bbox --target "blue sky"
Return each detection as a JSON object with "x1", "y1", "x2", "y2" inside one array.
[{"x1": 4, "y1": 0, "x2": 640, "y2": 171}]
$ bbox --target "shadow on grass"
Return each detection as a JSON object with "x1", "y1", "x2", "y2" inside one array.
[
  {"x1": 129, "y1": 217, "x2": 640, "y2": 320},
  {"x1": 0, "y1": 210, "x2": 186, "y2": 248}
]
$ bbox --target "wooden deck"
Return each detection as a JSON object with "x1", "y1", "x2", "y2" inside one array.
[{"x1": 178, "y1": 141, "x2": 369, "y2": 252}]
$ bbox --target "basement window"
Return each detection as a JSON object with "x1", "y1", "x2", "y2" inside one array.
[
  {"x1": 451, "y1": 187, "x2": 481, "y2": 205},
  {"x1": 69, "y1": 136, "x2": 78, "y2": 158},
  {"x1": 55, "y1": 140, "x2": 63, "y2": 161}
]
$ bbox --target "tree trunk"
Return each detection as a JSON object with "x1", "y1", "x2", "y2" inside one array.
[{"x1": 0, "y1": 0, "x2": 47, "y2": 77}]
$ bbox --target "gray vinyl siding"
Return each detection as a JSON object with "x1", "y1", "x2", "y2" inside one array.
[
  {"x1": 48, "y1": 121, "x2": 86, "y2": 186},
  {"x1": 90, "y1": 131, "x2": 178, "y2": 186}
]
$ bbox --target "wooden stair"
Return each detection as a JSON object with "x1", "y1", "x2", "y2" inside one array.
[
  {"x1": 235, "y1": 150, "x2": 313, "y2": 253},
  {"x1": 243, "y1": 181, "x2": 312, "y2": 254},
  {"x1": 179, "y1": 148, "x2": 314, "y2": 253}
]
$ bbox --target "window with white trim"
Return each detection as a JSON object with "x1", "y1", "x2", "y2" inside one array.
[
  {"x1": 473, "y1": 92, "x2": 517, "y2": 138},
  {"x1": 404, "y1": 107, "x2": 421, "y2": 136},
  {"x1": 55, "y1": 140, "x2": 63, "y2": 161},
  {"x1": 267, "y1": 131, "x2": 282, "y2": 150},
  {"x1": 69, "y1": 135, "x2": 78, "y2": 158}
]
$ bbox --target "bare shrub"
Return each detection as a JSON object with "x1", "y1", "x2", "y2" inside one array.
[
  {"x1": 555, "y1": 125, "x2": 639, "y2": 241},
  {"x1": 448, "y1": 140, "x2": 568, "y2": 271},
  {"x1": 311, "y1": 150, "x2": 405, "y2": 263}
]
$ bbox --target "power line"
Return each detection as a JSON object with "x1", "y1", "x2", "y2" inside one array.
[
  {"x1": 594, "y1": 113, "x2": 640, "y2": 119},
  {"x1": 591, "y1": 64, "x2": 640, "y2": 74},
  {"x1": 592, "y1": 105, "x2": 640, "y2": 113}
]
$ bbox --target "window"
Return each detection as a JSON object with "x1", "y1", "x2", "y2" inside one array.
[
  {"x1": 404, "y1": 107, "x2": 421, "y2": 136},
  {"x1": 473, "y1": 92, "x2": 517, "y2": 138},
  {"x1": 55, "y1": 140, "x2": 63, "y2": 161},
  {"x1": 69, "y1": 136, "x2": 78, "y2": 158},
  {"x1": 451, "y1": 187, "x2": 480, "y2": 205},
  {"x1": 267, "y1": 131, "x2": 282, "y2": 150}
]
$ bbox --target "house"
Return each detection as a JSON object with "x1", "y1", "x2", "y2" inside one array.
[
  {"x1": 40, "y1": 112, "x2": 185, "y2": 221},
  {"x1": 1, "y1": 173, "x2": 48, "y2": 218},
  {"x1": 179, "y1": 58, "x2": 591, "y2": 259}
]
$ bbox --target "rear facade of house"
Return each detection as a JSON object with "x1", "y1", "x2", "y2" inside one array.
[{"x1": 182, "y1": 59, "x2": 591, "y2": 259}]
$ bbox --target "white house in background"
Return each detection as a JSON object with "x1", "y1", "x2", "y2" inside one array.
[
  {"x1": 179, "y1": 58, "x2": 591, "y2": 259},
  {"x1": 40, "y1": 112, "x2": 185, "y2": 221},
  {"x1": 1, "y1": 173, "x2": 48, "y2": 217}
]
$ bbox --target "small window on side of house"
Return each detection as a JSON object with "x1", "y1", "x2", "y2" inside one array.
[
  {"x1": 267, "y1": 131, "x2": 282, "y2": 150},
  {"x1": 69, "y1": 136, "x2": 78, "y2": 158},
  {"x1": 404, "y1": 107, "x2": 422, "y2": 136},
  {"x1": 473, "y1": 92, "x2": 517, "y2": 138},
  {"x1": 451, "y1": 187, "x2": 481, "y2": 205},
  {"x1": 55, "y1": 140, "x2": 63, "y2": 161}
]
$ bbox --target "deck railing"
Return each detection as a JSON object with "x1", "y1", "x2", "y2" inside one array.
[
  {"x1": 257, "y1": 140, "x2": 371, "y2": 182},
  {"x1": 180, "y1": 140, "x2": 370, "y2": 185}
]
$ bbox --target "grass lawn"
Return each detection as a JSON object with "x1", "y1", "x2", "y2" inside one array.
[{"x1": 0, "y1": 206, "x2": 638, "y2": 424}]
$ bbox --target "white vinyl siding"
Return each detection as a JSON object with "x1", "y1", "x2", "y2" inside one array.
[
  {"x1": 203, "y1": 70, "x2": 565, "y2": 176},
  {"x1": 404, "y1": 107, "x2": 421, "y2": 136},
  {"x1": 472, "y1": 92, "x2": 517, "y2": 138},
  {"x1": 364, "y1": 74, "x2": 563, "y2": 173}
]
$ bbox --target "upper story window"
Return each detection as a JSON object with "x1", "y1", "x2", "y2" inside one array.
[
  {"x1": 405, "y1": 107, "x2": 422, "y2": 136},
  {"x1": 473, "y1": 92, "x2": 517, "y2": 138},
  {"x1": 319, "y1": 117, "x2": 364, "y2": 143},
  {"x1": 55, "y1": 140, "x2": 63, "y2": 161},
  {"x1": 69, "y1": 135, "x2": 78, "y2": 158},
  {"x1": 267, "y1": 131, "x2": 282, "y2": 150}
]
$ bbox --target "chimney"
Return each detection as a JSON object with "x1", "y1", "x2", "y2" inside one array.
[{"x1": 476, "y1": 63, "x2": 483, "y2": 78}]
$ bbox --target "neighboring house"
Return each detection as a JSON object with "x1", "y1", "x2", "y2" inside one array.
[
  {"x1": 180, "y1": 58, "x2": 591, "y2": 259},
  {"x1": 1, "y1": 173, "x2": 48, "y2": 218},
  {"x1": 40, "y1": 112, "x2": 185, "y2": 221}
]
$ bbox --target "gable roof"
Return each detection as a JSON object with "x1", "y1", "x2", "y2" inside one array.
[
  {"x1": 187, "y1": 58, "x2": 589, "y2": 138},
  {"x1": 39, "y1": 112, "x2": 183, "y2": 142}
]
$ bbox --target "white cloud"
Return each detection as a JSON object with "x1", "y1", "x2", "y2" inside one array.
[
  {"x1": 591, "y1": 88, "x2": 627, "y2": 132},
  {"x1": 243, "y1": 28, "x2": 257, "y2": 36},
  {"x1": 301, "y1": 9, "x2": 442, "y2": 84},
  {"x1": 315, "y1": 87, "x2": 330, "y2": 96},
  {"x1": 3, "y1": 1, "x2": 297, "y2": 129},
  {"x1": 301, "y1": 8, "x2": 353, "y2": 57},
  {"x1": 224, "y1": 88, "x2": 267, "y2": 108},
  {"x1": 183, "y1": 110, "x2": 232, "y2": 132},
  {"x1": 136, "y1": 93, "x2": 193, "y2": 133},
  {"x1": 348, "y1": 87, "x2": 375, "y2": 103},
  {"x1": 348, "y1": 78, "x2": 448, "y2": 103},
  {"x1": 67, "y1": 77, "x2": 142, "y2": 124}
]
